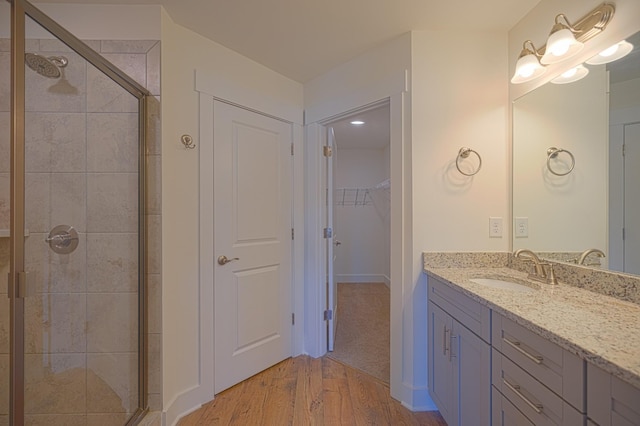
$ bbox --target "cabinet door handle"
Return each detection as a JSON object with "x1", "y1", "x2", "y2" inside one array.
[
  {"x1": 443, "y1": 327, "x2": 449, "y2": 356},
  {"x1": 449, "y1": 335, "x2": 457, "y2": 361},
  {"x1": 503, "y1": 337, "x2": 543, "y2": 364},
  {"x1": 503, "y1": 379, "x2": 543, "y2": 414}
]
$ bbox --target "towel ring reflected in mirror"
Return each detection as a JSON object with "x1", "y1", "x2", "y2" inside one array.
[
  {"x1": 546, "y1": 147, "x2": 575, "y2": 176},
  {"x1": 456, "y1": 147, "x2": 482, "y2": 176}
]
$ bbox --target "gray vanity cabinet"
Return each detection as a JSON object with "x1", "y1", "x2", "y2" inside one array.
[
  {"x1": 587, "y1": 363, "x2": 640, "y2": 426},
  {"x1": 492, "y1": 386, "x2": 535, "y2": 426},
  {"x1": 492, "y1": 312, "x2": 586, "y2": 425},
  {"x1": 428, "y1": 276, "x2": 491, "y2": 426}
]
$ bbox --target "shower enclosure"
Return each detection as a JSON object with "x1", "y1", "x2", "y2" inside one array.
[{"x1": 2, "y1": 0, "x2": 151, "y2": 424}]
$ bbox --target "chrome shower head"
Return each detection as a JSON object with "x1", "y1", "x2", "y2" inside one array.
[{"x1": 24, "y1": 53, "x2": 68, "y2": 79}]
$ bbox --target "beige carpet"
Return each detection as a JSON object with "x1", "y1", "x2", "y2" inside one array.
[{"x1": 327, "y1": 282, "x2": 390, "y2": 384}]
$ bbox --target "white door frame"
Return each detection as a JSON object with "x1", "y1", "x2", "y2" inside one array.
[
  {"x1": 166, "y1": 70, "x2": 305, "y2": 421},
  {"x1": 610, "y1": 106, "x2": 640, "y2": 272},
  {"x1": 304, "y1": 70, "x2": 416, "y2": 407}
]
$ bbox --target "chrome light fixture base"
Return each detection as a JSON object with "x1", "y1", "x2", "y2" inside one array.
[{"x1": 511, "y1": 2, "x2": 615, "y2": 84}]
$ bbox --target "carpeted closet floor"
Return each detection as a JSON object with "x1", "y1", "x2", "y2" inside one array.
[{"x1": 326, "y1": 282, "x2": 390, "y2": 384}]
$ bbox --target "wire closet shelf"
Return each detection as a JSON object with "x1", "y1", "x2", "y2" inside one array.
[{"x1": 335, "y1": 179, "x2": 390, "y2": 207}]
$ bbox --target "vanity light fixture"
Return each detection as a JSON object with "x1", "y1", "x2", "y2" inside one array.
[
  {"x1": 511, "y1": 40, "x2": 546, "y2": 84},
  {"x1": 586, "y1": 40, "x2": 634, "y2": 65},
  {"x1": 540, "y1": 14, "x2": 584, "y2": 65},
  {"x1": 511, "y1": 3, "x2": 615, "y2": 84},
  {"x1": 550, "y1": 64, "x2": 589, "y2": 84}
]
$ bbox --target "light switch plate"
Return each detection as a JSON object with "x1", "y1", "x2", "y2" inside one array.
[
  {"x1": 515, "y1": 217, "x2": 529, "y2": 238},
  {"x1": 489, "y1": 217, "x2": 503, "y2": 238}
]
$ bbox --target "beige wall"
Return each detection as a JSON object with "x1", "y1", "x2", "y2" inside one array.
[
  {"x1": 304, "y1": 29, "x2": 510, "y2": 409},
  {"x1": 410, "y1": 29, "x2": 510, "y2": 408},
  {"x1": 159, "y1": 9, "x2": 303, "y2": 424},
  {"x1": 411, "y1": 30, "x2": 510, "y2": 254}
]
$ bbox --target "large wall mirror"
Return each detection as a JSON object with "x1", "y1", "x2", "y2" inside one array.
[{"x1": 513, "y1": 31, "x2": 640, "y2": 276}]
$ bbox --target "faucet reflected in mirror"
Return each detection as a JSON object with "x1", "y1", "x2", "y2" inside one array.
[
  {"x1": 571, "y1": 248, "x2": 606, "y2": 266},
  {"x1": 512, "y1": 30, "x2": 640, "y2": 277}
]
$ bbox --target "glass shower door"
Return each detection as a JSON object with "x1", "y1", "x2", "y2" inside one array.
[
  {"x1": 5, "y1": 0, "x2": 149, "y2": 423},
  {"x1": 20, "y1": 15, "x2": 142, "y2": 425},
  {"x1": 1, "y1": 3, "x2": 11, "y2": 425}
]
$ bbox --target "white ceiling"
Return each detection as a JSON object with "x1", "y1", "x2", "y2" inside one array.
[
  {"x1": 33, "y1": 0, "x2": 541, "y2": 83},
  {"x1": 331, "y1": 104, "x2": 390, "y2": 150}
]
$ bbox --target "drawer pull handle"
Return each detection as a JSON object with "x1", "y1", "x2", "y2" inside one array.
[
  {"x1": 503, "y1": 379, "x2": 543, "y2": 414},
  {"x1": 503, "y1": 338, "x2": 543, "y2": 364}
]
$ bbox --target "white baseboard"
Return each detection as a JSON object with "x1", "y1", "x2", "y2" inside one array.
[
  {"x1": 335, "y1": 274, "x2": 389, "y2": 284},
  {"x1": 400, "y1": 381, "x2": 439, "y2": 412},
  {"x1": 163, "y1": 385, "x2": 209, "y2": 426},
  {"x1": 383, "y1": 274, "x2": 391, "y2": 288}
]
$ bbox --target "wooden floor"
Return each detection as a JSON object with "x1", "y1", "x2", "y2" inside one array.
[{"x1": 179, "y1": 356, "x2": 446, "y2": 425}]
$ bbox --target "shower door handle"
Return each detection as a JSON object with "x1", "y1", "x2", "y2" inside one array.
[{"x1": 217, "y1": 255, "x2": 239, "y2": 265}]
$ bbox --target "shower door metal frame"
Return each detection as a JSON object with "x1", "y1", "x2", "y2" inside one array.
[{"x1": 8, "y1": 0, "x2": 152, "y2": 424}]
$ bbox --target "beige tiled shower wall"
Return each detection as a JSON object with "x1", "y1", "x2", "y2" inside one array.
[{"x1": 0, "y1": 39, "x2": 162, "y2": 425}]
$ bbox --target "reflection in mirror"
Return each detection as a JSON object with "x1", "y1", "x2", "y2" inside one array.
[{"x1": 513, "y1": 31, "x2": 640, "y2": 276}]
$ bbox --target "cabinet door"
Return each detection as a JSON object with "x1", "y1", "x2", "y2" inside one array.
[
  {"x1": 454, "y1": 319, "x2": 491, "y2": 426},
  {"x1": 588, "y1": 363, "x2": 640, "y2": 426},
  {"x1": 429, "y1": 301, "x2": 454, "y2": 425}
]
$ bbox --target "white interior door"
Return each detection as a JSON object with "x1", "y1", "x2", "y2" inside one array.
[
  {"x1": 624, "y1": 122, "x2": 640, "y2": 275},
  {"x1": 213, "y1": 100, "x2": 293, "y2": 393},
  {"x1": 326, "y1": 127, "x2": 337, "y2": 351}
]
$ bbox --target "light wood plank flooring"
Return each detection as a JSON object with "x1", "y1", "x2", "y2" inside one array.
[{"x1": 178, "y1": 356, "x2": 446, "y2": 425}]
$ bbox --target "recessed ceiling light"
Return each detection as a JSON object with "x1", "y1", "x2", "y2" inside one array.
[{"x1": 350, "y1": 120, "x2": 365, "y2": 125}]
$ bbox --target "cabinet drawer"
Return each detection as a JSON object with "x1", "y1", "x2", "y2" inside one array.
[
  {"x1": 587, "y1": 363, "x2": 640, "y2": 426},
  {"x1": 493, "y1": 349, "x2": 586, "y2": 426},
  {"x1": 428, "y1": 275, "x2": 491, "y2": 343},
  {"x1": 492, "y1": 312, "x2": 585, "y2": 411},
  {"x1": 492, "y1": 385, "x2": 535, "y2": 426}
]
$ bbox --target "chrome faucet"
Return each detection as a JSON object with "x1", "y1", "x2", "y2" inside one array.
[
  {"x1": 577, "y1": 248, "x2": 605, "y2": 265},
  {"x1": 514, "y1": 249, "x2": 545, "y2": 276},
  {"x1": 514, "y1": 249, "x2": 558, "y2": 285}
]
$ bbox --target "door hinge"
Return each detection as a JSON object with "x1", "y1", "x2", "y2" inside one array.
[
  {"x1": 623, "y1": 227, "x2": 625, "y2": 240},
  {"x1": 291, "y1": 228, "x2": 294, "y2": 240},
  {"x1": 324, "y1": 309, "x2": 333, "y2": 321},
  {"x1": 291, "y1": 142, "x2": 294, "y2": 156},
  {"x1": 622, "y1": 143, "x2": 625, "y2": 157},
  {"x1": 323, "y1": 145, "x2": 333, "y2": 157},
  {"x1": 292, "y1": 313, "x2": 295, "y2": 325},
  {"x1": 323, "y1": 227, "x2": 332, "y2": 238}
]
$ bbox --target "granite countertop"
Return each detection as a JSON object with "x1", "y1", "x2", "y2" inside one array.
[{"x1": 424, "y1": 265, "x2": 640, "y2": 389}]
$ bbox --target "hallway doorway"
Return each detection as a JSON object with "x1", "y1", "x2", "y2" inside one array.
[{"x1": 323, "y1": 103, "x2": 391, "y2": 383}]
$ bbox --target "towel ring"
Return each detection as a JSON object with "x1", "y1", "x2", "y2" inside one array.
[
  {"x1": 456, "y1": 147, "x2": 482, "y2": 176},
  {"x1": 546, "y1": 147, "x2": 575, "y2": 176}
]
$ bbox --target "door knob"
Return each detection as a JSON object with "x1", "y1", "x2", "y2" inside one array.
[
  {"x1": 217, "y1": 255, "x2": 239, "y2": 265},
  {"x1": 334, "y1": 240, "x2": 342, "y2": 246}
]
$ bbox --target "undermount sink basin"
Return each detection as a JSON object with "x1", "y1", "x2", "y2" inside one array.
[{"x1": 469, "y1": 278, "x2": 537, "y2": 292}]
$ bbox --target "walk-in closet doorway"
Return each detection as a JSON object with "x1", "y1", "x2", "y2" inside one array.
[{"x1": 324, "y1": 102, "x2": 391, "y2": 384}]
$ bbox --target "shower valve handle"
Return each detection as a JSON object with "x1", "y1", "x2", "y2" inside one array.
[{"x1": 218, "y1": 255, "x2": 239, "y2": 265}]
